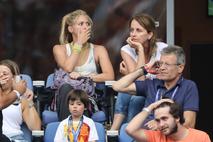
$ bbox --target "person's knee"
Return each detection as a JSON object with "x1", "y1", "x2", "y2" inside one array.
[
  {"x1": 127, "y1": 96, "x2": 146, "y2": 121},
  {"x1": 58, "y1": 83, "x2": 73, "y2": 95},
  {"x1": 114, "y1": 93, "x2": 132, "y2": 115},
  {"x1": 114, "y1": 105, "x2": 128, "y2": 116},
  {"x1": 129, "y1": 96, "x2": 145, "y2": 108}
]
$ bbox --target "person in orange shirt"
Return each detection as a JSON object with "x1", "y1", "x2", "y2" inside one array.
[{"x1": 126, "y1": 99, "x2": 211, "y2": 142}]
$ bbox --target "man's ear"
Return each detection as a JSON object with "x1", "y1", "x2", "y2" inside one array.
[
  {"x1": 178, "y1": 64, "x2": 185, "y2": 73},
  {"x1": 176, "y1": 117, "x2": 180, "y2": 123}
]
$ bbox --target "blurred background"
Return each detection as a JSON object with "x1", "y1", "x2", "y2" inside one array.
[
  {"x1": 0, "y1": 0, "x2": 166, "y2": 79},
  {"x1": 0, "y1": 0, "x2": 213, "y2": 140}
]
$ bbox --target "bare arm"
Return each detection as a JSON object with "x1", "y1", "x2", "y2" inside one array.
[
  {"x1": 0, "y1": 79, "x2": 26, "y2": 110},
  {"x1": 112, "y1": 68, "x2": 145, "y2": 95},
  {"x1": 183, "y1": 111, "x2": 196, "y2": 128},
  {"x1": 53, "y1": 44, "x2": 80, "y2": 72},
  {"x1": 126, "y1": 99, "x2": 173, "y2": 142},
  {"x1": 0, "y1": 90, "x2": 17, "y2": 110},
  {"x1": 121, "y1": 51, "x2": 137, "y2": 73},
  {"x1": 53, "y1": 28, "x2": 90, "y2": 72},
  {"x1": 121, "y1": 50, "x2": 146, "y2": 80},
  {"x1": 90, "y1": 45, "x2": 114, "y2": 82},
  {"x1": 126, "y1": 111, "x2": 149, "y2": 142},
  {"x1": 126, "y1": 37, "x2": 146, "y2": 70},
  {"x1": 22, "y1": 100, "x2": 41, "y2": 130}
]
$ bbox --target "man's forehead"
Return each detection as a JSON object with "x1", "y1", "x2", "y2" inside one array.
[
  {"x1": 160, "y1": 54, "x2": 177, "y2": 61},
  {"x1": 154, "y1": 106, "x2": 171, "y2": 118}
]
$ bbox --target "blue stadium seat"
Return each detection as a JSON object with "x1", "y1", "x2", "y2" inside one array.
[
  {"x1": 119, "y1": 123, "x2": 134, "y2": 142},
  {"x1": 45, "y1": 73, "x2": 54, "y2": 88},
  {"x1": 44, "y1": 122, "x2": 59, "y2": 142},
  {"x1": 42, "y1": 110, "x2": 58, "y2": 126},
  {"x1": 20, "y1": 74, "x2": 33, "y2": 91}
]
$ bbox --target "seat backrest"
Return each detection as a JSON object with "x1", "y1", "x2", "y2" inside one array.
[
  {"x1": 95, "y1": 122, "x2": 106, "y2": 142},
  {"x1": 119, "y1": 123, "x2": 134, "y2": 142},
  {"x1": 42, "y1": 110, "x2": 58, "y2": 126},
  {"x1": 92, "y1": 111, "x2": 106, "y2": 123},
  {"x1": 44, "y1": 121, "x2": 60, "y2": 142},
  {"x1": 20, "y1": 74, "x2": 33, "y2": 91},
  {"x1": 45, "y1": 73, "x2": 54, "y2": 88}
]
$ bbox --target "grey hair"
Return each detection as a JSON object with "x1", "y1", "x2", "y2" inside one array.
[{"x1": 161, "y1": 45, "x2": 185, "y2": 65}]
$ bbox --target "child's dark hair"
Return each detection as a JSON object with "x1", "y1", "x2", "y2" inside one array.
[{"x1": 67, "y1": 89, "x2": 89, "y2": 108}]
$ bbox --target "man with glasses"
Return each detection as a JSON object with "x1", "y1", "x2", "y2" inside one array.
[{"x1": 112, "y1": 45, "x2": 199, "y2": 130}]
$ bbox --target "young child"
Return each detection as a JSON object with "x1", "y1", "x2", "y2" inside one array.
[{"x1": 54, "y1": 89, "x2": 99, "y2": 142}]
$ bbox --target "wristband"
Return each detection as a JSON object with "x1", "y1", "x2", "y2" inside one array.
[
  {"x1": 143, "y1": 107, "x2": 151, "y2": 114},
  {"x1": 13, "y1": 90, "x2": 21, "y2": 99},
  {"x1": 141, "y1": 66, "x2": 148, "y2": 75},
  {"x1": 72, "y1": 43, "x2": 82, "y2": 54}
]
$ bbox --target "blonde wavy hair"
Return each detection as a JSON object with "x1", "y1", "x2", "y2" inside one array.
[{"x1": 59, "y1": 9, "x2": 93, "y2": 44}]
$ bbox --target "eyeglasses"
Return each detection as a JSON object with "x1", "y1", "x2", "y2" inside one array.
[{"x1": 157, "y1": 61, "x2": 179, "y2": 68}]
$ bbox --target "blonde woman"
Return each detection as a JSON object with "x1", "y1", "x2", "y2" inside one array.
[
  {"x1": 53, "y1": 9, "x2": 114, "y2": 81},
  {"x1": 53, "y1": 9, "x2": 114, "y2": 120}
]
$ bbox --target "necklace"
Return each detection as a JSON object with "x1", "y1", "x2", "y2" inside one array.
[{"x1": 67, "y1": 115, "x2": 83, "y2": 142}]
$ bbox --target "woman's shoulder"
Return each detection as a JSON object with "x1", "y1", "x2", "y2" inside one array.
[
  {"x1": 121, "y1": 44, "x2": 131, "y2": 51},
  {"x1": 121, "y1": 44, "x2": 135, "y2": 55},
  {"x1": 92, "y1": 43, "x2": 107, "y2": 52},
  {"x1": 53, "y1": 44, "x2": 66, "y2": 49},
  {"x1": 92, "y1": 43, "x2": 105, "y2": 49},
  {"x1": 120, "y1": 44, "x2": 136, "y2": 59},
  {"x1": 53, "y1": 44, "x2": 67, "y2": 53}
]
